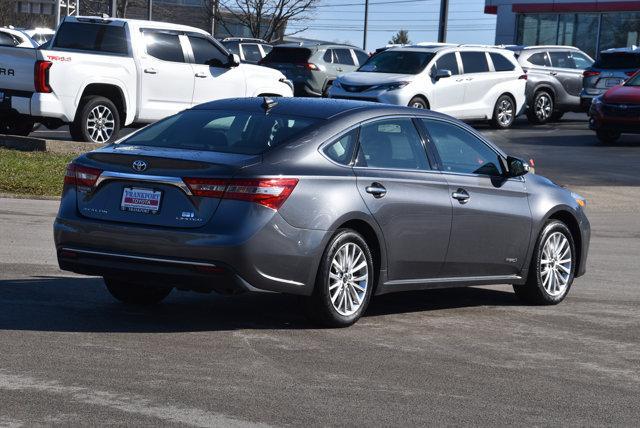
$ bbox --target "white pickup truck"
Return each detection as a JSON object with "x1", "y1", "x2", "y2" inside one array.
[{"x1": 0, "y1": 16, "x2": 293, "y2": 143}]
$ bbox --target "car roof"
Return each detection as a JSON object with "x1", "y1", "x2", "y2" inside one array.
[
  {"x1": 66, "y1": 16, "x2": 209, "y2": 36},
  {"x1": 191, "y1": 97, "x2": 452, "y2": 121},
  {"x1": 384, "y1": 45, "x2": 515, "y2": 54},
  {"x1": 601, "y1": 46, "x2": 640, "y2": 54},
  {"x1": 273, "y1": 43, "x2": 360, "y2": 51}
]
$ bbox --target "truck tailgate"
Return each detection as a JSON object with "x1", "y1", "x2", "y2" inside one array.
[{"x1": 0, "y1": 47, "x2": 37, "y2": 92}]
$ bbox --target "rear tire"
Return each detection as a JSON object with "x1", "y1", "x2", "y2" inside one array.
[
  {"x1": 104, "y1": 278, "x2": 172, "y2": 305},
  {"x1": 526, "y1": 91, "x2": 553, "y2": 124},
  {"x1": 490, "y1": 94, "x2": 516, "y2": 129},
  {"x1": 408, "y1": 96, "x2": 428, "y2": 109},
  {"x1": 596, "y1": 129, "x2": 621, "y2": 144},
  {"x1": 513, "y1": 220, "x2": 575, "y2": 305},
  {"x1": 72, "y1": 96, "x2": 121, "y2": 144},
  {"x1": 306, "y1": 229, "x2": 374, "y2": 327}
]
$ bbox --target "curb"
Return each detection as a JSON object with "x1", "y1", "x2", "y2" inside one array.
[{"x1": 0, "y1": 135, "x2": 103, "y2": 154}]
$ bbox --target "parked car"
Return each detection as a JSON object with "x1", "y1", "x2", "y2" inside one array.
[
  {"x1": 0, "y1": 27, "x2": 39, "y2": 48},
  {"x1": 506, "y1": 45, "x2": 594, "y2": 123},
  {"x1": 580, "y1": 47, "x2": 640, "y2": 110},
  {"x1": 221, "y1": 37, "x2": 272, "y2": 64},
  {"x1": 259, "y1": 42, "x2": 370, "y2": 97},
  {"x1": 54, "y1": 97, "x2": 590, "y2": 327},
  {"x1": 328, "y1": 45, "x2": 527, "y2": 129},
  {"x1": 23, "y1": 27, "x2": 55, "y2": 46},
  {"x1": 588, "y1": 70, "x2": 640, "y2": 143},
  {"x1": 0, "y1": 16, "x2": 293, "y2": 142}
]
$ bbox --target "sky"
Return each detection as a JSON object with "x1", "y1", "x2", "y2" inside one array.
[{"x1": 292, "y1": 0, "x2": 497, "y2": 51}]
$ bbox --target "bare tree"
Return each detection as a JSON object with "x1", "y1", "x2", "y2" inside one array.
[{"x1": 203, "y1": 0, "x2": 319, "y2": 41}]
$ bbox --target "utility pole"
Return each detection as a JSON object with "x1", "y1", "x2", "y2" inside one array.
[
  {"x1": 363, "y1": 0, "x2": 369, "y2": 51},
  {"x1": 437, "y1": 0, "x2": 449, "y2": 43},
  {"x1": 54, "y1": 0, "x2": 61, "y2": 25},
  {"x1": 211, "y1": 0, "x2": 219, "y2": 37},
  {"x1": 147, "y1": 0, "x2": 153, "y2": 20},
  {"x1": 111, "y1": 0, "x2": 117, "y2": 17}
]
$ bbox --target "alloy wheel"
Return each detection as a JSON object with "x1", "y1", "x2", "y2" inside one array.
[
  {"x1": 535, "y1": 93, "x2": 552, "y2": 121},
  {"x1": 87, "y1": 105, "x2": 115, "y2": 143},
  {"x1": 411, "y1": 102, "x2": 425, "y2": 109},
  {"x1": 329, "y1": 242, "x2": 369, "y2": 316},
  {"x1": 540, "y1": 232, "x2": 572, "y2": 297},
  {"x1": 497, "y1": 98, "x2": 514, "y2": 126}
]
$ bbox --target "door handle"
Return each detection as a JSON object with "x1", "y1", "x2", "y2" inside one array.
[
  {"x1": 195, "y1": 72, "x2": 207, "y2": 78},
  {"x1": 550, "y1": 71, "x2": 558, "y2": 76},
  {"x1": 365, "y1": 183, "x2": 387, "y2": 198},
  {"x1": 455, "y1": 78, "x2": 464, "y2": 82},
  {"x1": 144, "y1": 68, "x2": 157, "y2": 74},
  {"x1": 451, "y1": 188, "x2": 470, "y2": 204},
  {"x1": 336, "y1": 68, "x2": 343, "y2": 72},
  {"x1": 465, "y1": 77, "x2": 473, "y2": 81}
]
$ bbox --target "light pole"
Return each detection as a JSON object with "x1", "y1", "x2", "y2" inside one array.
[
  {"x1": 363, "y1": 0, "x2": 369, "y2": 50},
  {"x1": 437, "y1": 0, "x2": 449, "y2": 43},
  {"x1": 148, "y1": 0, "x2": 153, "y2": 20},
  {"x1": 111, "y1": 0, "x2": 117, "y2": 17}
]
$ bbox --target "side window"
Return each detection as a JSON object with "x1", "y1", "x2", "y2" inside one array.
[
  {"x1": 323, "y1": 49, "x2": 334, "y2": 63},
  {"x1": 434, "y1": 52, "x2": 459, "y2": 75},
  {"x1": 354, "y1": 50, "x2": 369, "y2": 65},
  {"x1": 189, "y1": 36, "x2": 228, "y2": 66},
  {"x1": 490, "y1": 52, "x2": 516, "y2": 71},
  {"x1": 261, "y1": 44, "x2": 273, "y2": 56},
  {"x1": 423, "y1": 119, "x2": 503, "y2": 176},
  {"x1": 549, "y1": 51, "x2": 576, "y2": 69},
  {"x1": 335, "y1": 48, "x2": 355, "y2": 66},
  {"x1": 356, "y1": 118, "x2": 429, "y2": 170},
  {"x1": 323, "y1": 128, "x2": 358, "y2": 165},
  {"x1": 241, "y1": 43, "x2": 262, "y2": 62},
  {"x1": 460, "y1": 51, "x2": 489, "y2": 74},
  {"x1": 0, "y1": 32, "x2": 17, "y2": 46},
  {"x1": 570, "y1": 52, "x2": 593, "y2": 69},
  {"x1": 144, "y1": 32, "x2": 185, "y2": 63},
  {"x1": 528, "y1": 52, "x2": 551, "y2": 67}
]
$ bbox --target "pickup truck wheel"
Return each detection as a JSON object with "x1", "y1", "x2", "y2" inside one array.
[{"x1": 73, "y1": 96, "x2": 120, "y2": 144}]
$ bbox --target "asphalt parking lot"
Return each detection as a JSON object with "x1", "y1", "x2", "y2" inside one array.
[{"x1": 1, "y1": 115, "x2": 640, "y2": 426}]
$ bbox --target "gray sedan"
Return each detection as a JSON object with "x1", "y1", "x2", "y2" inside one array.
[{"x1": 54, "y1": 98, "x2": 590, "y2": 327}]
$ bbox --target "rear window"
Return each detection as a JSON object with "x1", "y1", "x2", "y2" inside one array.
[
  {"x1": 595, "y1": 53, "x2": 640, "y2": 70},
  {"x1": 490, "y1": 52, "x2": 515, "y2": 71},
  {"x1": 53, "y1": 22, "x2": 128, "y2": 55},
  {"x1": 261, "y1": 47, "x2": 311, "y2": 63},
  {"x1": 119, "y1": 110, "x2": 321, "y2": 155}
]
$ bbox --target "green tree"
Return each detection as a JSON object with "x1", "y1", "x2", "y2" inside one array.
[{"x1": 389, "y1": 29, "x2": 410, "y2": 45}]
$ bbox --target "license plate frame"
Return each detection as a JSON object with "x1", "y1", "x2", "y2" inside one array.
[{"x1": 120, "y1": 187, "x2": 162, "y2": 214}]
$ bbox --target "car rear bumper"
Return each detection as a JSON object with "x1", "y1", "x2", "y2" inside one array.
[
  {"x1": 0, "y1": 89, "x2": 72, "y2": 122},
  {"x1": 54, "y1": 205, "x2": 328, "y2": 296},
  {"x1": 589, "y1": 107, "x2": 640, "y2": 134}
]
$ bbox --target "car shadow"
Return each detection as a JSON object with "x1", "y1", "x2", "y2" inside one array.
[{"x1": 0, "y1": 276, "x2": 519, "y2": 332}]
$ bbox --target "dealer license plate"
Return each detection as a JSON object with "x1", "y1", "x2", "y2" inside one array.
[{"x1": 120, "y1": 187, "x2": 162, "y2": 214}]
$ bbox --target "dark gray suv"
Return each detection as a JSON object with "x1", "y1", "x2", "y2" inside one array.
[
  {"x1": 260, "y1": 43, "x2": 370, "y2": 97},
  {"x1": 508, "y1": 46, "x2": 594, "y2": 123},
  {"x1": 54, "y1": 98, "x2": 590, "y2": 327}
]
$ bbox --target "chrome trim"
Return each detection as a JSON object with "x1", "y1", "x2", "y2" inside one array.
[
  {"x1": 94, "y1": 171, "x2": 193, "y2": 196},
  {"x1": 384, "y1": 274, "x2": 522, "y2": 286},
  {"x1": 62, "y1": 247, "x2": 217, "y2": 268}
]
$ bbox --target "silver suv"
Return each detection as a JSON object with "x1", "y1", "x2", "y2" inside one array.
[
  {"x1": 507, "y1": 46, "x2": 594, "y2": 123},
  {"x1": 580, "y1": 47, "x2": 640, "y2": 110}
]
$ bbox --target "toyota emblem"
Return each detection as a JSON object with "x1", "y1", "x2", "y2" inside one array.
[{"x1": 132, "y1": 160, "x2": 147, "y2": 172}]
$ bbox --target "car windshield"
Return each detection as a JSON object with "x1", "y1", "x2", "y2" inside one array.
[
  {"x1": 595, "y1": 52, "x2": 640, "y2": 69},
  {"x1": 358, "y1": 51, "x2": 435, "y2": 74},
  {"x1": 626, "y1": 73, "x2": 640, "y2": 86},
  {"x1": 118, "y1": 110, "x2": 322, "y2": 155},
  {"x1": 261, "y1": 47, "x2": 311, "y2": 63}
]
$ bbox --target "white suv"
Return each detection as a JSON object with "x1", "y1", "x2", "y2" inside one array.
[{"x1": 328, "y1": 45, "x2": 527, "y2": 129}]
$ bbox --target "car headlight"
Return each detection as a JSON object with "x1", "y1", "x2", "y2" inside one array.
[
  {"x1": 571, "y1": 192, "x2": 587, "y2": 208},
  {"x1": 369, "y1": 81, "x2": 410, "y2": 91},
  {"x1": 592, "y1": 95, "x2": 603, "y2": 106}
]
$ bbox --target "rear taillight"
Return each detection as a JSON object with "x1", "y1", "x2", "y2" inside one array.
[
  {"x1": 34, "y1": 60, "x2": 52, "y2": 93},
  {"x1": 583, "y1": 70, "x2": 600, "y2": 78},
  {"x1": 64, "y1": 163, "x2": 102, "y2": 188},
  {"x1": 183, "y1": 177, "x2": 299, "y2": 210},
  {"x1": 625, "y1": 70, "x2": 637, "y2": 77}
]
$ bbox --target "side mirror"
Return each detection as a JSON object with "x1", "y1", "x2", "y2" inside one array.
[
  {"x1": 506, "y1": 156, "x2": 530, "y2": 177},
  {"x1": 228, "y1": 53, "x2": 240, "y2": 67},
  {"x1": 434, "y1": 69, "x2": 452, "y2": 80}
]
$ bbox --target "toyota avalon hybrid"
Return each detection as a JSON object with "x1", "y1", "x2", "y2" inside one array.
[{"x1": 54, "y1": 98, "x2": 590, "y2": 327}]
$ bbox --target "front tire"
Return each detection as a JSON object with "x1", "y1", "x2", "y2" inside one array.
[
  {"x1": 526, "y1": 91, "x2": 553, "y2": 124},
  {"x1": 72, "y1": 96, "x2": 120, "y2": 143},
  {"x1": 104, "y1": 278, "x2": 172, "y2": 305},
  {"x1": 307, "y1": 230, "x2": 374, "y2": 327},
  {"x1": 596, "y1": 129, "x2": 621, "y2": 144},
  {"x1": 490, "y1": 94, "x2": 516, "y2": 129},
  {"x1": 513, "y1": 220, "x2": 576, "y2": 305},
  {"x1": 408, "y1": 96, "x2": 428, "y2": 109}
]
